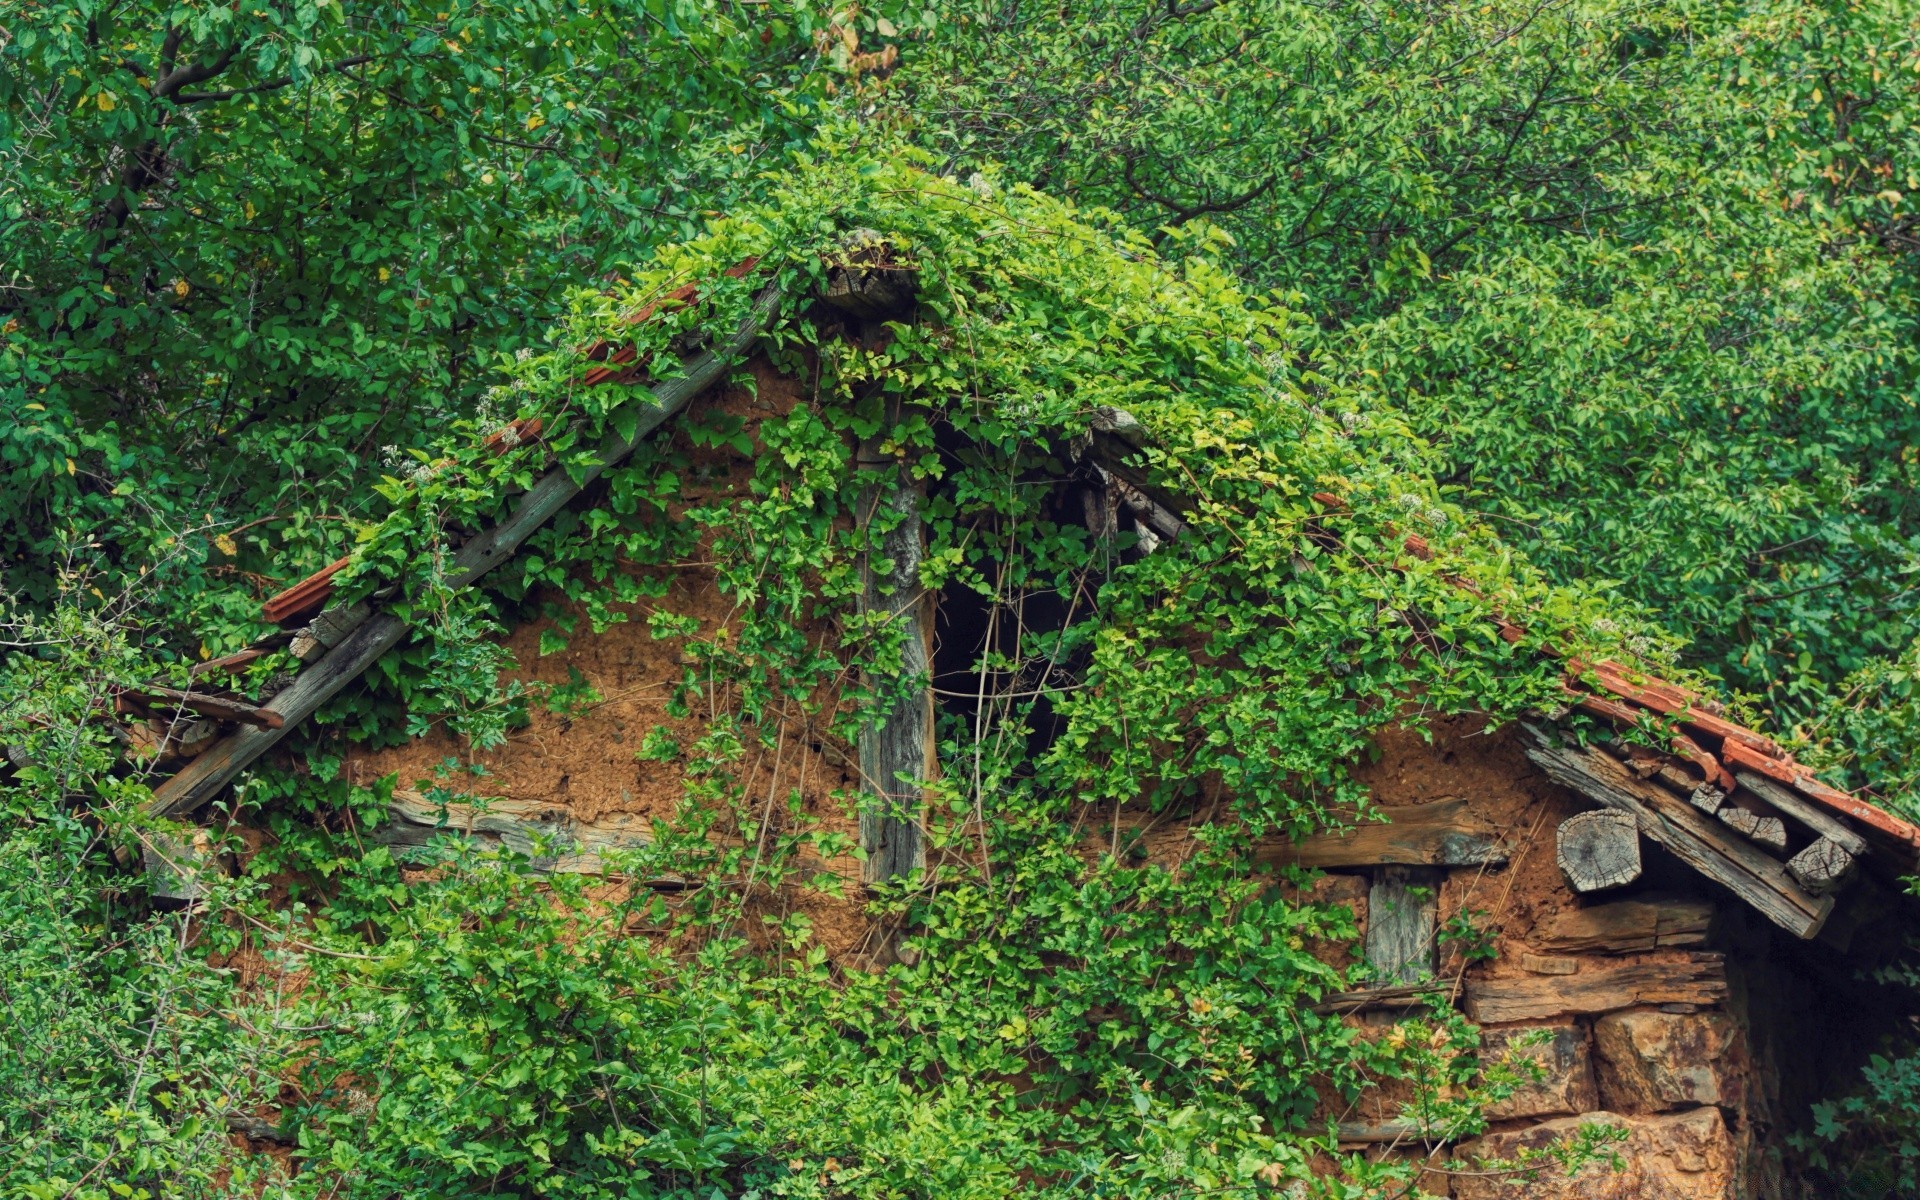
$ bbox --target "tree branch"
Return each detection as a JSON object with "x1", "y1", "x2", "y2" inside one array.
[{"x1": 176, "y1": 54, "x2": 379, "y2": 103}]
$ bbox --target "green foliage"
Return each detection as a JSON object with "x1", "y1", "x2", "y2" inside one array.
[
  {"x1": 2, "y1": 151, "x2": 1647, "y2": 1197},
  {"x1": 0, "y1": 0, "x2": 919, "y2": 636},
  {"x1": 901, "y1": 0, "x2": 1920, "y2": 738},
  {"x1": 6, "y1": 1, "x2": 1919, "y2": 1192}
]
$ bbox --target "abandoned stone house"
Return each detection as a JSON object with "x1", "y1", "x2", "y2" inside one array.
[{"x1": 117, "y1": 250, "x2": 1920, "y2": 1200}]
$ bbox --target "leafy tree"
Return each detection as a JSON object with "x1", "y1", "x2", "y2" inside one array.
[
  {"x1": 0, "y1": 0, "x2": 914, "y2": 634},
  {"x1": 901, "y1": 0, "x2": 1920, "y2": 743}
]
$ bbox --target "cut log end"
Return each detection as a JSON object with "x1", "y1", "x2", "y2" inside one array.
[
  {"x1": 1557, "y1": 809, "x2": 1642, "y2": 893},
  {"x1": 1787, "y1": 837, "x2": 1857, "y2": 895},
  {"x1": 1718, "y1": 806, "x2": 1788, "y2": 854}
]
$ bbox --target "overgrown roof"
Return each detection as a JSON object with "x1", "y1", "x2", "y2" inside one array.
[{"x1": 117, "y1": 152, "x2": 1916, "y2": 935}]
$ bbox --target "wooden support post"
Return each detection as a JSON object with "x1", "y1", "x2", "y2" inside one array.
[
  {"x1": 1556, "y1": 810, "x2": 1642, "y2": 892},
  {"x1": 855, "y1": 408, "x2": 931, "y2": 887},
  {"x1": 147, "y1": 283, "x2": 785, "y2": 818},
  {"x1": 1522, "y1": 725, "x2": 1832, "y2": 939},
  {"x1": 1366, "y1": 865, "x2": 1440, "y2": 984}
]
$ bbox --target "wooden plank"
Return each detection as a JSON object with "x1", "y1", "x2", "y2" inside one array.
[
  {"x1": 1556, "y1": 810, "x2": 1641, "y2": 892},
  {"x1": 1463, "y1": 955, "x2": 1728, "y2": 1023},
  {"x1": 118, "y1": 685, "x2": 285, "y2": 730},
  {"x1": 1366, "y1": 866, "x2": 1439, "y2": 984},
  {"x1": 1734, "y1": 770, "x2": 1870, "y2": 857},
  {"x1": 854, "y1": 406, "x2": 931, "y2": 886},
  {"x1": 1531, "y1": 896, "x2": 1714, "y2": 955},
  {"x1": 1335, "y1": 1119, "x2": 1445, "y2": 1146},
  {"x1": 1521, "y1": 725, "x2": 1831, "y2": 939},
  {"x1": 1256, "y1": 799, "x2": 1508, "y2": 870},
  {"x1": 373, "y1": 788, "x2": 653, "y2": 874},
  {"x1": 1309, "y1": 982, "x2": 1450, "y2": 1016},
  {"x1": 148, "y1": 283, "x2": 784, "y2": 818}
]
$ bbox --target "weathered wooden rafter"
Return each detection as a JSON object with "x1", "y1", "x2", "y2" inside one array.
[{"x1": 1522, "y1": 724, "x2": 1833, "y2": 938}]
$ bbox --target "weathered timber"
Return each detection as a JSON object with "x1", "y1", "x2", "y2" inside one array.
[
  {"x1": 1556, "y1": 809, "x2": 1642, "y2": 892},
  {"x1": 1367, "y1": 865, "x2": 1440, "y2": 984},
  {"x1": 287, "y1": 629, "x2": 325, "y2": 661},
  {"x1": 118, "y1": 685, "x2": 284, "y2": 730},
  {"x1": 1531, "y1": 896, "x2": 1714, "y2": 955},
  {"x1": 1717, "y1": 805, "x2": 1788, "y2": 853},
  {"x1": 1720, "y1": 737, "x2": 1920, "y2": 854},
  {"x1": 1309, "y1": 982, "x2": 1452, "y2": 1015},
  {"x1": 307, "y1": 600, "x2": 371, "y2": 650},
  {"x1": 854, "y1": 406, "x2": 932, "y2": 886},
  {"x1": 1063, "y1": 406, "x2": 1193, "y2": 545},
  {"x1": 1463, "y1": 954, "x2": 1728, "y2": 1023},
  {"x1": 187, "y1": 647, "x2": 266, "y2": 679},
  {"x1": 226, "y1": 1114, "x2": 295, "y2": 1145},
  {"x1": 148, "y1": 283, "x2": 785, "y2": 817},
  {"x1": 1689, "y1": 785, "x2": 1726, "y2": 816},
  {"x1": 1335, "y1": 1118, "x2": 1449, "y2": 1146},
  {"x1": 1735, "y1": 770, "x2": 1869, "y2": 856},
  {"x1": 1787, "y1": 837, "x2": 1857, "y2": 895},
  {"x1": 820, "y1": 229, "x2": 917, "y2": 320},
  {"x1": 1257, "y1": 799, "x2": 1507, "y2": 870},
  {"x1": 372, "y1": 788, "x2": 655, "y2": 874},
  {"x1": 1518, "y1": 952, "x2": 1581, "y2": 976},
  {"x1": 1522, "y1": 725, "x2": 1832, "y2": 938}
]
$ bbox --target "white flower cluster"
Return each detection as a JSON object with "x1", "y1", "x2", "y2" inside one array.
[{"x1": 378, "y1": 445, "x2": 433, "y2": 482}]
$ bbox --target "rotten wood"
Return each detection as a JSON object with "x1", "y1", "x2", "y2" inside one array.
[
  {"x1": 855, "y1": 403, "x2": 932, "y2": 886},
  {"x1": 148, "y1": 282, "x2": 785, "y2": 818},
  {"x1": 1556, "y1": 809, "x2": 1642, "y2": 892},
  {"x1": 1335, "y1": 1118, "x2": 1448, "y2": 1146},
  {"x1": 1530, "y1": 896, "x2": 1714, "y2": 955},
  {"x1": 1522, "y1": 725, "x2": 1832, "y2": 939},
  {"x1": 1463, "y1": 954, "x2": 1728, "y2": 1023},
  {"x1": 1257, "y1": 799, "x2": 1508, "y2": 870}
]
